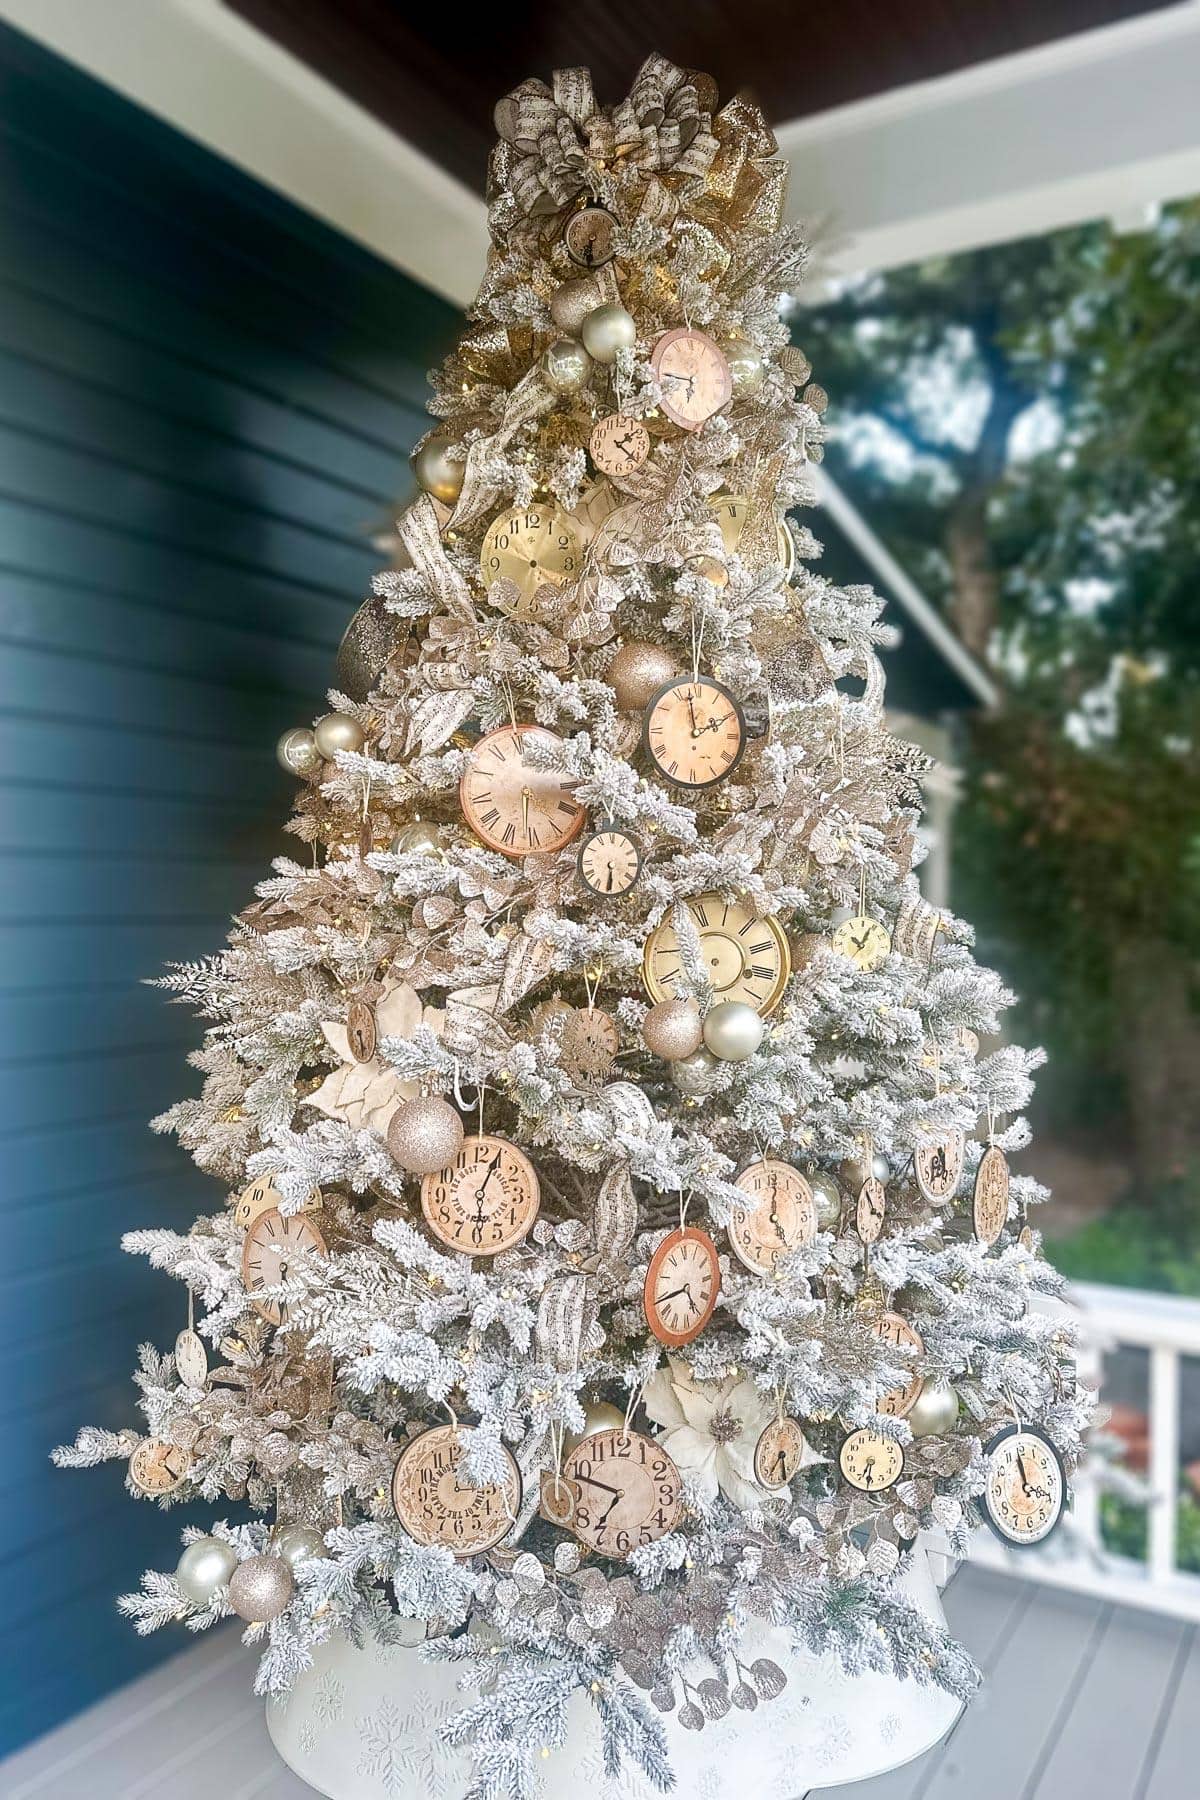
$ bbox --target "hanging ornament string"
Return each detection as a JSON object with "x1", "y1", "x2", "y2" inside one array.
[
  {"x1": 690, "y1": 602, "x2": 706, "y2": 683},
  {"x1": 859, "y1": 862, "x2": 867, "y2": 919},
  {"x1": 678, "y1": 1187, "x2": 693, "y2": 1236},
  {"x1": 583, "y1": 963, "x2": 603, "y2": 1015},
  {"x1": 623, "y1": 1375, "x2": 648, "y2": 1438}
]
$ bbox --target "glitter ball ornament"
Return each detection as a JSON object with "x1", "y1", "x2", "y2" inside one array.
[
  {"x1": 703, "y1": 1000, "x2": 764, "y2": 1062},
  {"x1": 541, "y1": 337, "x2": 593, "y2": 393},
  {"x1": 606, "y1": 640, "x2": 678, "y2": 712},
  {"x1": 840, "y1": 1149, "x2": 890, "y2": 1190},
  {"x1": 228, "y1": 1553, "x2": 294, "y2": 1623},
  {"x1": 671, "y1": 1046, "x2": 721, "y2": 1096},
  {"x1": 276, "y1": 727, "x2": 322, "y2": 778},
  {"x1": 336, "y1": 594, "x2": 400, "y2": 702},
  {"x1": 721, "y1": 338, "x2": 766, "y2": 396},
  {"x1": 313, "y1": 712, "x2": 365, "y2": 759},
  {"x1": 809, "y1": 1171, "x2": 842, "y2": 1231},
  {"x1": 175, "y1": 1536, "x2": 238, "y2": 1606},
  {"x1": 549, "y1": 271, "x2": 612, "y2": 336},
  {"x1": 411, "y1": 434, "x2": 464, "y2": 504},
  {"x1": 387, "y1": 1096, "x2": 464, "y2": 1176},
  {"x1": 907, "y1": 1377, "x2": 959, "y2": 1438},
  {"x1": 580, "y1": 303, "x2": 637, "y2": 364},
  {"x1": 273, "y1": 1524, "x2": 328, "y2": 1570},
  {"x1": 642, "y1": 997, "x2": 703, "y2": 1062},
  {"x1": 391, "y1": 819, "x2": 442, "y2": 857}
]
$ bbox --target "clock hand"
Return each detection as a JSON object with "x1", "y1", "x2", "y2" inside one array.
[
  {"x1": 686, "y1": 692, "x2": 699, "y2": 736},
  {"x1": 576, "y1": 1474, "x2": 621, "y2": 1501},
  {"x1": 521, "y1": 786, "x2": 531, "y2": 840},
  {"x1": 473, "y1": 1151, "x2": 504, "y2": 1202}
]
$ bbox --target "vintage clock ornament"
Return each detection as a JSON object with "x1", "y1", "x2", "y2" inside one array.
[
  {"x1": 709, "y1": 492, "x2": 795, "y2": 579},
  {"x1": 241, "y1": 1207, "x2": 327, "y2": 1328},
  {"x1": 232, "y1": 1172, "x2": 321, "y2": 1233},
  {"x1": 831, "y1": 912, "x2": 892, "y2": 972},
  {"x1": 577, "y1": 825, "x2": 642, "y2": 899},
  {"x1": 644, "y1": 1225, "x2": 721, "y2": 1347},
  {"x1": 643, "y1": 893, "x2": 791, "y2": 1017},
  {"x1": 728, "y1": 1159, "x2": 816, "y2": 1274},
  {"x1": 913, "y1": 1131, "x2": 965, "y2": 1205},
  {"x1": 174, "y1": 1327, "x2": 208, "y2": 1388},
  {"x1": 839, "y1": 1427, "x2": 904, "y2": 1493},
  {"x1": 564, "y1": 204, "x2": 616, "y2": 267},
  {"x1": 558, "y1": 1427, "x2": 683, "y2": 1558},
  {"x1": 754, "y1": 1415, "x2": 807, "y2": 1488},
  {"x1": 871, "y1": 1312, "x2": 925, "y2": 1420},
  {"x1": 558, "y1": 1006, "x2": 619, "y2": 1087},
  {"x1": 856, "y1": 1177, "x2": 887, "y2": 1245},
  {"x1": 460, "y1": 724, "x2": 586, "y2": 858},
  {"x1": 480, "y1": 506, "x2": 583, "y2": 618},
  {"x1": 973, "y1": 1144, "x2": 1010, "y2": 1247},
  {"x1": 642, "y1": 676, "x2": 746, "y2": 789},
  {"x1": 649, "y1": 327, "x2": 732, "y2": 430},
  {"x1": 346, "y1": 993, "x2": 377, "y2": 1064},
  {"x1": 980, "y1": 1423, "x2": 1066, "y2": 1547},
  {"x1": 589, "y1": 412, "x2": 650, "y2": 486},
  {"x1": 420, "y1": 1134, "x2": 540, "y2": 1255},
  {"x1": 391, "y1": 1424, "x2": 521, "y2": 1557},
  {"x1": 129, "y1": 1437, "x2": 192, "y2": 1497}
]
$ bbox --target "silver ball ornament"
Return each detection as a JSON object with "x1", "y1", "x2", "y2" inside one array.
[
  {"x1": 273, "y1": 1524, "x2": 328, "y2": 1570},
  {"x1": 606, "y1": 640, "x2": 678, "y2": 712},
  {"x1": 175, "y1": 1536, "x2": 238, "y2": 1606},
  {"x1": 564, "y1": 1400, "x2": 626, "y2": 1454},
  {"x1": 411, "y1": 434, "x2": 464, "y2": 505},
  {"x1": 809, "y1": 1171, "x2": 843, "y2": 1231},
  {"x1": 541, "y1": 337, "x2": 593, "y2": 393},
  {"x1": 907, "y1": 1376, "x2": 960, "y2": 1438},
  {"x1": 580, "y1": 303, "x2": 637, "y2": 365},
  {"x1": 313, "y1": 712, "x2": 365, "y2": 759},
  {"x1": 387, "y1": 1096, "x2": 464, "y2": 1176},
  {"x1": 228, "y1": 1553, "x2": 294, "y2": 1623},
  {"x1": 702, "y1": 1000, "x2": 765, "y2": 1062},
  {"x1": 721, "y1": 338, "x2": 766, "y2": 396},
  {"x1": 839, "y1": 1149, "x2": 890, "y2": 1190},
  {"x1": 276, "y1": 726, "x2": 322, "y2": 778},
  {"x1": 642, "y1": 997, "x2": 703, "y2": 1062},
  {"x1": 391, "y1": 819, "x2": 442, "y2": 857},
  {"x1": 671, "y1": 1046, "x2": 721, "y2": 1096}
]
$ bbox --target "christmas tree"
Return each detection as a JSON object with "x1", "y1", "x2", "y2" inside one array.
[{"x1": 55, "y1": 55, "x2": 1087, "y2": 1799}]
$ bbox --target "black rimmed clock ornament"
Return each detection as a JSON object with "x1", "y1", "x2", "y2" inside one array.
[{"x1": 979, "y1": 1421, "x2": 1067, "y2": 1547}]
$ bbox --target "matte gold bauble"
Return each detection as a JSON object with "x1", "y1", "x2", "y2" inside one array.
[
  {"x1": 541, "y1": 337, "x2": 593, "y2": 393},
  {"x1": 564, "y1": 1399, "x2": 626, "y2": 1453},
  {"x1": 606, "y1": 641, "x2": 678, "y2": 712},
  {"x1": 276, "y1": 727, "x2": 322, "y2": 778},
  {"x1": 580, "y1": 303, "x2": 637, "y2": 365},
  {"x1": 313, "y1": 712, "x2": 365, "y2": 758},
  {"x1": 386, "y1": 1096, "x2": 464, "y2": 1176},
  {"x1": 702, "y1": 1000, "x2": 764, "y2": 1062},
  {"x1": 391, "y1": 819, "x2": 442, "y2": 857},
  {"x1": 907, "y1": 1376, "x2": 959, "y2": 1438},
  {"x1": 721, "y1": 338, "x2": 766, "y2": 396},
  {"x1": 411, "y1": 434, "x2": 464, "y2": 504},
  {"x1": 228, "y1": 1553, "x2": 294, "y2": 1623},
  {"x1": 642, "y1": 997, "x2": 703, "y2": 1062}
]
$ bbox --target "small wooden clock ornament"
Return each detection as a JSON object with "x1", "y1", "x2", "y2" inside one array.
[
  {"x1": 391, "y1": 1424, "x2": 521, "y2": 1557},
  {"x1": 914, "y1": 1131, "x2": 965, "y2": 1205},
  {"x1": 649, "y1": 328, "x2": 732, "y2": 431},
  {"x1": 973, "y1": 1145, "x2": 1010, "y2": 1247},
  {"x1": 174, "y1": 1327, "x2": 208, "y2": 1387},
  {"x1": 241, "y1": 1207, "x2": 327, "y2": 1327},
  {"x1": 129, "y1": 1437, "x2": 192, "y2": 1497},
  {"x1": 577, "y1": 826, "x2": 642, "y2": 899},
  {"x1": 559, "y1": 1427, "x2": 683, "y2": 1557},
  {"x1": 754, "y1": 1415, "x2": 807, "y2": 1487},
  {"x1": 980, "y1": 1423, "x2": 1066, "y2": 1547},
  {"x1": 232, "y1": 1173, "x2": 322, "y2": 1233},
  {"x1": 839, "y1": 1427, "x2": 903, "y2": 1493},
  {"x1": 420, "y1": 1134, "x2": 540, "y2": 1256},
  {"x1": 856, "y1": 1177, "x2": 887, "y2": 1245},
  {"x1": 590, "y1": 413, "x2": 650, "y2": 484},
  {"x1": 872, "y1": 1311, "x2": 925, "y2": 1420},
  {"x1": 642, "y1": 676, "x2": 746, "y2": 790},
  {"x1": 643, "y1": 1225, "x2": 720, "y2": 1347},
  {"x1": 729, "y1": 1159, "x2": 816, "y2": 1274},
  {"x1": 460, "y1": 724, "x2": 586, "y2": 858},
  {"x1": 831, "y1": 913, "x2": 892, "y2": 972}
]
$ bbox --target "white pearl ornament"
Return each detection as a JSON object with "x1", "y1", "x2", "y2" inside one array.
[
  {"x1": 580, "y1": 303, "x2": 637, "y2": 364},
  {"x1": 313, "y1": 712, "x2": 365, "y2": 758},
  {"x1": 702, "y1": 1000, "x2": 764, "y2": 1062},
  {"x1": 175, "y1": 1536, "x2": 238, "y2": 1606},
  {"x1": 907, "y1": 1377, "x2": 960, "y2": 1438}
]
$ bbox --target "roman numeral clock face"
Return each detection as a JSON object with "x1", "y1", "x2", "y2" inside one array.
[
  {"x1": 241, "y1": 1207, "x2": 327, "y2": 1327},
  {"x1": 643, "y1": 892, "x2": 791, "y2": 1016},
  {"x1": 460, "y1": 725, "x2": 586, "y2": 858},
  {"x1": 643, "y1": 677, "x2": 746, "y2": 790},
  {"x1": 643, "y1": 1226, "x2": 721, "y2": 1347}
]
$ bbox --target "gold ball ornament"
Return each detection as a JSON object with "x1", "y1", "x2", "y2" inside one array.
[
  {"x1": 671, "y1": 1046, "x2": 721, "y2": 1096},
  {"x1": 549, "y1": 271, "x2": 613, "y2": 335},
  {"x1": 541, "y1": 337, "x2": 593, "y2": 394},
  {"x1": 228, "y1": 1553, "x2": 294, "y2": 1623},
  {"x1": 411, "y1": 434, "x2": 464, "y2": 505},
  {"x1": 809, "y1": 1171, "x2": 843, "y2": 1231},
  {"x1": 387, "y1": 1096, "x2": 465, "y2": 1176},
  {"x1": 175, "y1": 1536, "x2": 238, "y2": 1605},
  {"x1": 564, "y1": 1400, "x2": 627, "y2": 1454},
  {"x1": 276, "y1": 726, "x2": 322, "y2": 778},
  {"x1": 606, "y1": 641, "x2": 678, "y2": 712},
  {"x1": 313, "y1": 712, "x2": 365, "y2": 758},
  {"x1": 906, "y1": 1376, "x2": 959, "y2": 1438},
  {"x1": 721, "y1": 338, "x2": 766, "y2": 396},
  {"x1": 840, "y1": 1149, "x2": 890, "y2": 1190},
  {"x1": 702, "y1": 1000, "x2": 765, "y2": 1062},
  {"x1": 642, "y1": 997, "x2": 703, "y2": 1062},
  {"x1": 580, "y1": 303, "x2": 637, "y2": 365},
  {"x1": 391, "y1": 819, "x2": 442, "y2": 857},
  {"x1": 273, "y1": 1524, "x2": 328, "y2": 1570}
]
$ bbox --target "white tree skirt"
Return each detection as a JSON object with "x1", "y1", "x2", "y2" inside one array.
[{"x1": 267, "y1": 1548, "x2": 961, "y2": 1799}]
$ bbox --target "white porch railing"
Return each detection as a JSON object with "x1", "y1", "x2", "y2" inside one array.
[{"x1": 969, "y1": 1279, "x2": 1200, "y2": 1621}]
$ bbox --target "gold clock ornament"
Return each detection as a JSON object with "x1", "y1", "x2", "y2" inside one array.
[
  {"x1": 232, "y1": 1172, "x2": 322, "y2": 1233},
  {"x1": 729, "y1": 1159, "x2": 817, "y2": 1274},
  {"x1": 839, "y1": 1427, "x2": 903, "y2": 1493},
  {"x1": 650, "y1": 327, "x2": 732, "y2": 431},
  {"x1": 856, "y1": 1177, "x2": 887, "y2": 1245},
  {"x1": 559, "y1": 1427, "x2": 683, "y2": 1558},
  {"x1": 391, "y1": 1424, "x2": 520, "y2": 1557},
  {"x1": 420, "y1": 1133, "x2": 540, "y2": 1256},
  {"x1": 754, "y1": 1415, "x2": 807, "y2": 1487},
  {"x1": 913, "y1": 1131, "x2": 965, "y2": 1205},
  {"x1": 241, "y1": 1207, "x2": 328, "y2": 1327},
  {"x1": 565, "y1": 204, "x2": 616, "y2": 268},
  {"x1": 973, "y1": 1145, "x2": 1010, "y2": 1246},
  {"x1": 830, "y1": 913, "x2": 892, "y2": 972},
  {"x1": 480, "y1": 506, "x2": 583, "y2": 619},
  {"x1": 643, "y1": 893, "x2": 791, "y2": 1017},
  {"x1": 872, "y1": 1312, "x2": 925, "y2": 1420},
  {"x1": 643, "y1": 1225, "x2": 721, "y2": 1347},
  {"x1": 460, "y1": 724, "x2": 586, "y2": 858},
  {"x1": 589, "y1": 413, "x2": 650, "y2": 485},
  {"x1": 642, "y1": 676, "x2": 746, "y2": 790},
  {"x1": 577, "y1": 826, "x2": 642, "y2": 899},
  {"x1": 980, "y1": 1424, "x2": 1066, "y2": 1547},
  {"x1": 708, "y1": 493, "x2": 795, "y2": 579},
  {"x1": 129, "y1": 1437, "x2": 192, "y2": 1497}
]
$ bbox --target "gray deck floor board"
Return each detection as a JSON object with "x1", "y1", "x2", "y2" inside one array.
[{"x1": 1139, "y1": 1622, "x2": 1200, "y2": 1800}]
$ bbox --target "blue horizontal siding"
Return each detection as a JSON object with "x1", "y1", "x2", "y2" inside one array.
[{"x1": 0, "y1": 17, "x2": 458, "y2": 1756}]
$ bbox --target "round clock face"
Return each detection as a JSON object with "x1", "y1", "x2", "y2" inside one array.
[
  {"x1": 577, "y1": 827, "x2": 642, "y2": 899},
  {"x1": 643, "y1": 893, "x2": 791, "y2": 1017},
  {"x1": 709, "y1": 493, "x2": 795, "y2": 578},
  {"x1": 232, "y1": 1173, "x2": 321, "y2": 1233},
  {"x1": 643, "y1": 677, "x2": 746, "y2": 790},
  {"x1": 420, "y1": 1133, "x2": 540, "y2": 1256},
  {"x1": 839, "y1": 1427, "x2": 903, "y2": 1493},
  {"x1": 589, "y1": 413, "x2": 650, "y2": 485},
  {"x1": 754, "y1": 1416, "x2": 807, "y2": 1488},
  {"x1": 174, "y1": 1328, "x2": 208, "y2": 1387},
  {"x1": 560, "y1": 1428, "x2": 683, "y2": 1557},
  {"x1": 460, "y1": 725, "x2": 586, "y2": 858},
  {"x1": 914, "y1": 1132, "x2": 964, "y2": 1205},
  {"x1": 831, "y1": 914, "x2": 892, "y2": 972},
  {"x1": 391, "y1": 1425, "x2": 520, "y2": 1556},
  {"x1": 872, "y1": 1312, "x2": 925, "y2": 1420},
  {"x1": 565, "y1": 205, "x2": 616, "y2": 267},
  {"x1": 857, "y1": 1177, "x2": 887, "y2": 1246},
  {"x1": 643, "y1": 1226, "x2": 721, "y2": 1347},
  {"x1": 650, "y1": 328, "x2": 732, "y2": 431},
  {"x1": 981, "y1": 1425, "x2": 1066, "y2": 1547},
  {"x1": 729, "y1": 1159, "x2": 816, "y2": 1274},
  {"x1": 242, "y1": 1207, "x2": 327, "y2": 1327},
  {"x1": 129, "y1": 1438, "x2": 191, "y2": 1497},
  {"x1": 480, "y1": 507, "x2": 583, "y2": 618},
  {"x1": 558, "y1": 1007, "x2": 619, "y2": 1088},
  {"x1": 973, "y1": 1146, "x2": 1010, "y2": 1246}
]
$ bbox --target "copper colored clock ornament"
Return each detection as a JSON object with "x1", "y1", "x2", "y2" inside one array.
[
  {"x1": 729, "y1": 1159, "x2": 816, "y2": 1274},
  {"x1": 642, "y1": 892, "x2": 791, "y2": 1017},
  {"x1": 479, "y1": 506, "x2": 583, "y2": 618},
  {"x1": 241, "y1": 1207, "x2": 327, "y2": 1327},
  {"x1": 391, "y1": 1424, "x2": 521, "y2": 1557},
  {"x1": 831, "y1": 913, "x2": 892, "y2": 972},
  {"x1": 577, "y1": 826, "x2": 642, "y2": 899},
  {"x1": 980, "y1": 1423, "x2": 1066, "y2": 1547},
  {"x1": 559, "y1": 1427, "x2": 683, "y2": 1557},
  {"x1": 973, "y1": 1145, "x2": 1010, "y2": 1246},
  {"x1": 856, "y1": 1177, "x2": 887, "y2": 1245},
  {"x1": 643, "y1": 1225, "x2": 720, "y2": 1347},
  {"x1": 642, "y1": 676, "x2": 746, "y2": 789},
  {"x1": 839, "y1": 1427, "x2": 903, "y2": 1493},
  {"x1": 420, "y1": 1133, "x2": 540, "y2": 1255},
  {"x1": 872, "y1": 1312, "x2": 925, "y2": 1420},
  {"x1": 589, "y1": 413, "x2": 650, "y2": 485},
  {"x1": 129, "y1": 1437, "x2": 192, "y2": 1497},
  {"x1": 914, "y1": 1131, "x2": 964, "y2": 1205},
  {"x1": 754, "y1": 1415, "x2": 807, "y2": 1487},
  {"x1": 650, "y1": 327, "x2": 732, "y2": 431},
  {"x1": 460, "y1": 724, "x2": 586, "y2": 858}
]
